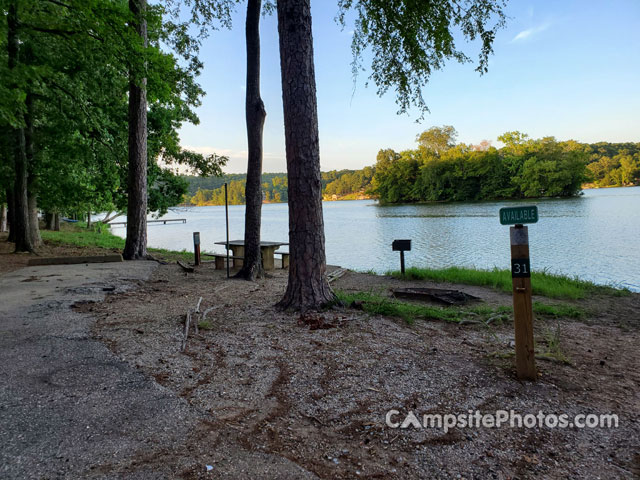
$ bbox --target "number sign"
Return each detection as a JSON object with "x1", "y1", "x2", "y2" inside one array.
[{"x1": 511, "y1": 258, "x2": 531, "y2": 278}]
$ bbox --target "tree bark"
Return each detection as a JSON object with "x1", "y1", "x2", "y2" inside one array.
[
  {"x1": 236, "y1": 0, "x2": 267, "y2": 281},
  {"x1": 25, "y1": 93, "x2": 41, "y2": 248},
  {"x1": 45, "y1": 212, "x2": 54, "y2": 230},
  {"x1": 0, "y1": 203, "x2": 7, "y2": 233},
  {"x1": 54, "y1": 212, "x2": 60, "y2": 231},
  {"x1": 275, "y1": 0, "x2": 336, "y2": 310},
  {"x1": 7, "y1": 1, "x2": 33, "y2": 252},
  {"x1": 6, "y1": 187, "x2": 15, "y2": 241},
  {"x1": 123, "y1": 0, "x2": 148, "y2": 260},
  {"x1": 27, "y1": 194, "x2": 41, "y2": 246}
]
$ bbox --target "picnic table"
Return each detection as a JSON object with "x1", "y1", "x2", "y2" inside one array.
[{"x1": 214, "y1": 240, "x2": 288, "y2": 270}]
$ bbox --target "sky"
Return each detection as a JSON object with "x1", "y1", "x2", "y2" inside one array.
[{"x1": 176, "y1": 0, "x2": 640, "y2": 174}]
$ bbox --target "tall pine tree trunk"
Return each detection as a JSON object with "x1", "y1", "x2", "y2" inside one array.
[
  {"x1": 6, "y1": 187, "x2": 15, "y2": 241},
  {"x1": 25, "y1": 93, "x2": 41, "y2": 248},
  {"x1": 123, "y1": 0, "x2": 148, "y2": 260},
  {"x1": 0, "y1": 202, "x2": 7, "y2": 233},
  {"x1": 275, "y1": 0, "x2": 336, "y2": 310},
  {"x1": 236, "y1": 0, "x2": 266, "y2": 281},
  {"x1": 7, "y1": 1, "x2": 33, "y2": 252}
]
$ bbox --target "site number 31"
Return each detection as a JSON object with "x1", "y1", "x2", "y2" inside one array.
[{"x1": 511, "y1": 258, "x2": 531, "y2": 278}]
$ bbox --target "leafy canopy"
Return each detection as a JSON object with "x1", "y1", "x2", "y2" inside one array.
[{"x1": 337, "y1": 0, "x2": 507, "y2": 116}]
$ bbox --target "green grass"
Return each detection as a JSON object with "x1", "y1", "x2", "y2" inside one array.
[
  {"x1": 336, "y1": 290, "x2": 461, "y2": 324},
  {"x1": 40, "y1": 222, "x2": 194, "y2": 262},
  {"x1": 336, "y1": 290, "x2": 518, "y2": 325},
  {"x1": 337, "y1": 289, "x2": 588, "y2": 325},
  {"x1": 41, "y1": 223, "x2": 125, "y2": 249},
  {"x1": 539, "y1": 324, "x2": 572, "y2": 364},
  {"x1": 388, "y1": 266, "x2": 628, "y2": 300},
  {"x1": 533, "y1": 301, "x2": 585, "y2": 319}
]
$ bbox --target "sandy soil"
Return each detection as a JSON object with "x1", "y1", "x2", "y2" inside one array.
[{"x1": 74, "y1": 262, "x2": 640, "y2": 479}]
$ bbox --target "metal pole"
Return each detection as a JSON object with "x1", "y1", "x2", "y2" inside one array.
[
  {"x1": 400, "y1": 251, "x2": 405, "y2": 275},
  {"x1": 225, "y1": 183, "x2": 230, "y2": 279}
]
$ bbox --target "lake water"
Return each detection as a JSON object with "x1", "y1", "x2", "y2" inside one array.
[{"x1": 109, "y1": 186, "x2": 640, "y2": 292}]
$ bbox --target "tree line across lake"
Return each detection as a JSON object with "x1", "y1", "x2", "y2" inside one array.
[
  {"x1": 184, "y1": 168, "x2": 376, "y2": 206},
  {"x1": 182, "y1": 127, "x2": 640, "y2": 206},
  {"x1": 371, "y1": 128, "x2": 640, "y2": 204}
]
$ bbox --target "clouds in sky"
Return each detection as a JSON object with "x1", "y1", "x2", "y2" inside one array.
[{"x1": 511, "y1": 22, "x2": 551, "y2": 43}]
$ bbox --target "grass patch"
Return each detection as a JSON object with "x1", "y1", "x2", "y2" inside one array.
[
  {"x1": 539, "y1": 324, "x2": 572, "y2": 364},
  {"x1": 533, "y1": 301, "x2": 585, "y2": 319},
  {"x1": 336, "y1": 290, "x2": 515, "y2": 325},
  {"x1": 40, "y1": 222, "x2": 194, "y2": 262},
  {"x1": 388, "y1": 266, "x2": 628, "y2": 300},
  {"x1": 198, "y1": 321, "x2": 213, "y2": 330},
  {"x1": 336, "y1": 291, "x2": 461, "y2": 324},
  {"x1": 338, "y1": 289, "x2": 587, "y2": 325},
  {"x1": 41, "y1": 223, "x2": 125, "y2": 249}
]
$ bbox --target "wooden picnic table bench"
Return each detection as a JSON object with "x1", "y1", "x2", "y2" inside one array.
[
  {"x1": 274, "y1": 250, "x2": 290, "y2": 269},
  {"x1": 214, "y1": 240, "x2": 289, "y2": 270}
]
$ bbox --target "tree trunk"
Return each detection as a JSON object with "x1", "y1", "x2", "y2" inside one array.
[
  {"x1": 0, "y1": 203, "x2": 7, "y2": 233},
  {"x1": 275, "y1": 0, "x2": 336, "y2": 310},
  {"x1": 10, "y1": 128, "x2": 30, "y2": 253},
  {"x1": 87, "y1": 210, "x2": 91, "y2": 229},
  {"x1": 27, "y1": 194, "x2": 41, "y2": 247},
  {"x1": 236, "y1": 0, "x2": 267, "y2": 281},
  {"x1": 6, "y1": 187, "x2": 15, "y2": 241},
  {"x1": 123, "y1": 0, "x2": 148, "y2": 260},
  {"x1": 54, "y1": 212, "x2": 60, "y2": 231},
  {"x1": 45, "y1": 212, "x2": 54, "y2": 230},
  {"x1": 25, "y1": 93, "x2": 41, "y2": 248},
  {"x1": 7, "y1": 1, "x2": 33, "y2": 252}
]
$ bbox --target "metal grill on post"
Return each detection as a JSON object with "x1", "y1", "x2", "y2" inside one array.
[{"x1": 392, "y1": 239, "x2": 411, "y2": 275}]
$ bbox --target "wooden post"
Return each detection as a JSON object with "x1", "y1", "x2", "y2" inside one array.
[
  {"x1": 510, "y1": 225, "x2": 536, "y2": 380},
  {"x1": 193, "y1": 231, "x2": 201, "y2": 266},
  {"x1": 400, "y1": 250, "x2": 405, "y2": 274},
  {"x1": 225, "y1": 183, "x2": 230, "y2": 279}
]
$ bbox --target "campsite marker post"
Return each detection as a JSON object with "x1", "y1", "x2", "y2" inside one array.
[
  {"x1": 500, "y1": 206, "x2": 538, "y2": 381},
  {"x1": 225, "y1": 183, "x2": 230, "y2": 279},
  {"x1": 193, "y1": 232, "x2": 201, "y2": 266}
]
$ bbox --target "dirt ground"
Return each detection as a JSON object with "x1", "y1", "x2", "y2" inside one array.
[
  {"x1": 1, "y1": 233, "x2": 638, "y2": 478},
  {"x1": 61, "y1": 260, "x2": 639, "y2": 479}
]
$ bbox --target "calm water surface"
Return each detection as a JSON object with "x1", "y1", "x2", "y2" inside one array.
[{"x1": 110, "y1": 186, "x2": 640, "y2": 291}]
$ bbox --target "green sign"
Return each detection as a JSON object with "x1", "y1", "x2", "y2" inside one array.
[{"x1": 499, "y1": 206, "x2": 538, "y2": 225}]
